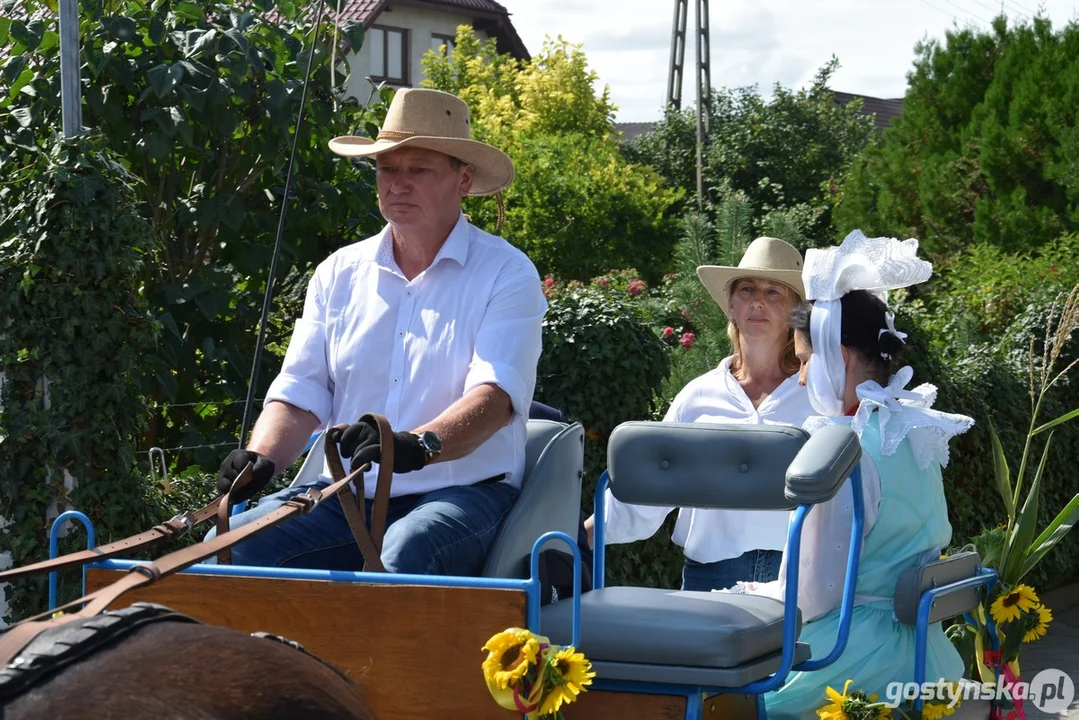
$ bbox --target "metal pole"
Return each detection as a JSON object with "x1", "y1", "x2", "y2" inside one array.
[
  {"x1": 59, "y1": 0, "x2": 82, "y2": 137},
  {"x1": 666, "y1": 0, "x2": 688, "y2": 110},
  {"x1": 694, "y1": 0, "x2": 707, "y2": 209}
]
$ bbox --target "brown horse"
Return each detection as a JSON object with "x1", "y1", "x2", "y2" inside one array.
[{"x1": 1, "y1": 602, "x2": 376, "y2": 720}]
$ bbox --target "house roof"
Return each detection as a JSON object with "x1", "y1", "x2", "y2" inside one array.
[
  {"x1": 833, "y1": 91, "x2": 904, "y2": 132},
  {"x1": 613, "y1": 122, "x2": 656, "y2": 142},
  {"x1": 330, "y1": 0, "x2": 529, "y2": 60}
]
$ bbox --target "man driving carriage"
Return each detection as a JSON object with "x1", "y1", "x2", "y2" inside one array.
[{"x1": 209, "y1": 88, "x2": 547, "y2": 576}]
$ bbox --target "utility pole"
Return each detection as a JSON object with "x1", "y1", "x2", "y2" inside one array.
[
  {"x1": 667, "y1": 0, "x2": 710, "y2": 209},
  {"x1": 693, "y1": 0, "x2": 710, "y2": 209},
  {"x1": 666, "y1": 0, "x2": 687, "y2": 109},
  {"x1": 59, "y1": 0, "x2": 83, "y2": 137}
]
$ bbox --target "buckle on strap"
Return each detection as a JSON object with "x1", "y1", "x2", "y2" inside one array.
[
  {"x1": 163, "y1": 513, "x2": 194, "y2": 539},
  {"x1": 286, "y1": 492, "x2": 319, "y2": 514}
]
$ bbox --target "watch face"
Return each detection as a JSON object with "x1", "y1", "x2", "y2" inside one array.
[{"x1": 421, "y1": 431, "x2": 442, "y2": 454}]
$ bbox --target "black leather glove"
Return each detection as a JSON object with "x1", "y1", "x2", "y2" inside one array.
[
  {"x1": 339, "y1": 418, "x2": 427, "y2": 474},
  {"x1": 217, "y1": 449, "x2": 276, "y2": 504}
]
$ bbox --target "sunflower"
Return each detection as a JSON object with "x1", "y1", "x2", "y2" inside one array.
[
  {"x1": 482, "y1": 628, "x2": 541, "y2": 691},
  {"x1": 817, "y1": 680, "x2": 854, "y2": 720},
  {"x1": 921, "y1": 701, "x2": 958, "y2": 719},
  {"x1": 990, "y1": 585, "x2": 1040, "y2": 625},
  {"x1": 1023, "y1": 604, "x2": 1053, "y2": 643},
  {"x1": 537, "y1": 646, "x2": 596, "y2": 716}
]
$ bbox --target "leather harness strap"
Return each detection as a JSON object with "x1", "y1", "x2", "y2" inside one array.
[
  {"x1": 0, "y1": 413, "x2": 398, "y2": 669},
  {"x1": 327, "y1": 413, "x2": 395, "y2": 572},
  {"x1": 0, "y1": 499, "x2": 224, "y2": 585}
]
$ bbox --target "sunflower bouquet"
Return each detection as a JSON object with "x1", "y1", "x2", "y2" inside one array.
[
  {"x1": 817, "y1": 679, "x2": 964, "y2": 720},
  {"x1": 481, "y1": 627, "x2": 596, "y2": 719}
]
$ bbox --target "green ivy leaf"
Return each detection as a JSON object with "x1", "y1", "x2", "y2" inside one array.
[{"x1": 147, "y1": 62, "x2": 184, "y2": 98}]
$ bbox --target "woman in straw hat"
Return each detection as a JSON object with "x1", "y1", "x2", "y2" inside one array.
[
  {"x1": 211, "y1": 89, "x2": 546, "y2": 577},
  {"x1": 735, "y1": 230, "x2": 972, "y2": 718},
  {"x1": 585, "y1": 236, "x2": 815, "y2": 592}
]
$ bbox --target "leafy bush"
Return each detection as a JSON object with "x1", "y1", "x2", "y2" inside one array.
[
  {"x1": 895, "y1": 273, "x2": 1079, "y2": 592},
  {"x1": 0, "y1": 137, "x2": 160, "y2": 620},
  {"x1": 422, "y1": 27, "x2": 683, "y2": 282},
  {"x1": 534, "y1": 284, "x2": 682, "y2": 586},
  {"x1": 834, "y1": 16, "x2": 1079, "y2": 256},
  {"x1": 0, "y1": 0, "x2": 385, "y2": 476},
  {"x1": 623, "y1": 59, "x2": 875, "y2": 243}
]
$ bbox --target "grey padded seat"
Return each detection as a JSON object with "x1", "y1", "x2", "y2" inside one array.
[
  {"x1": 540, "y1": 421, "x2": 862, "y2": 688},
  {"x1": 483, "y1": 420, "x2": 585, "y2": 578},
  {"x1": 542, "y1": 587, "x2": 807, "y2": 685}
]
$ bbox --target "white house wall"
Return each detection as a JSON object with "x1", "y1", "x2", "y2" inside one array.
[{"x1": 342, "y1": 4, "x2": 491, "y2": 101}]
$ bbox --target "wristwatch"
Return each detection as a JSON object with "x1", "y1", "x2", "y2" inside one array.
[{"x1": 414, "y1": 430, "x2": 443, "y2": 465}]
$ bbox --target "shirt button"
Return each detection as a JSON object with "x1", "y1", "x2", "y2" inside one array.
[
  {"x1": 398, "y1": 331, "x2": 404, "y2": 337},
  {"x1": 393, "y1": 378, "x2": 399, "y2": 384}
]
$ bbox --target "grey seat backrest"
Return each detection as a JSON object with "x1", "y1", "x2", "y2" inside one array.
[
  {"x1": 607, "y1": 421, "x2": 860, "y2": 510},
  {"x1": 482, "y1": 420, "x2": 585, "y2": 578},
  {"x1": 893, "y1": 551, "x2": 984, "y2": 625}
]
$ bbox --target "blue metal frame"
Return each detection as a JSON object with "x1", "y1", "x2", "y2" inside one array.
[
  {"x1": 47, "y1": 510, "x2": 96, "y2": 610},
  {"x1": 591, "y1": 463, "x2": 866, "y2": 702},
  {"x1": 911, "y1": 567, "x2": 998, "y2": 711},
  {"x1": 47, "y1": 456, "x2": 990, "y2": 720}
]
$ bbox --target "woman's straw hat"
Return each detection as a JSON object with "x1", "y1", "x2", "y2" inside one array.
[{"x1": 697, "y1": 236, "x2": 806, "y2": 316}]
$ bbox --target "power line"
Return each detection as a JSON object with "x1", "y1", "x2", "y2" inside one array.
[
  {"x1": 936, "y1": 0, "x2": 994, "y2": 24},
  {"x1": 962, "y1": 0, "x2": 1028, "y2": 21},
  {"x1": 915, "y1": 0, "x2": 968, "y2": 21}
]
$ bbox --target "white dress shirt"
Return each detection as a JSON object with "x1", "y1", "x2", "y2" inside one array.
[
  {"x1": 265, "y1": 213, "x2": 546, "y2": 498},
  {"x1": 603, "y1": 356, "x2": 815, "y2": 563}
]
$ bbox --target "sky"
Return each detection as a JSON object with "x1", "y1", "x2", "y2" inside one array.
[{"x1": 498, "y1": 0, "x2": 1079, "y2": 122}]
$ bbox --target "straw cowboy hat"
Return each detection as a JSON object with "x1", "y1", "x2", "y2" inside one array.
[
  {"x1": 697, "y1": 236, "x2": 806, "y2": 316},
  {"x1": 327, "y1": 88, "x2": 514, "y2": 197}
]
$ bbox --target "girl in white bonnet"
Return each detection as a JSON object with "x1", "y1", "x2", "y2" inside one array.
[{"x1": 750, "y1": 231, "x2": 975, "y2": 718}]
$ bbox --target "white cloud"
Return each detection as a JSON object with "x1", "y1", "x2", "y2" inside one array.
[{"x1": 500, "y1": 0, "x2": 1079, "y2": 121}]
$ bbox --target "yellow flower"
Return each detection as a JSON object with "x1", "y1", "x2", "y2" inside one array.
[
  {"x1": 922, "y1": 701, "x2": 958, "y2": 719},
  {"x1": 537, "y1": 646, "x2": 596, "y2": 715},
  {"x1": 481, "y1": 628, "x2": 541, "y2": 691},
  {"x1": 990, "y1": 585, "x2": 1039, "y2": 625},
  {"x1": 817, "y1": 679, "x2": 854, "y2": 720},
  {"x1": 1023, "y1": 604, "x2": 1053, "y2": 643}
]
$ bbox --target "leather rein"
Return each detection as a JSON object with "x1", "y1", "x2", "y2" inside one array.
[{"x1": 0, "y1": 413, "x2": 396, "y2": 668}]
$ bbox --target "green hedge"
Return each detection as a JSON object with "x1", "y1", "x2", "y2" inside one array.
[{"x1": 0, "y1": 137, "x2": 161, "y2": 620}]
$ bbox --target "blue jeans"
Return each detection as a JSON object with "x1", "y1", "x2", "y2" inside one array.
[
  {"x1": 205, "y1": 480, "x2": 519, "y2": 576},
  {"x1": 681, "y1": 549, "x2": 783, "y2": 592}
]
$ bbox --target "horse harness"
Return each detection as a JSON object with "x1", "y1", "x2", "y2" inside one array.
[{"x1": 0, "y1": 413, "x2": 397, "y2": 702}]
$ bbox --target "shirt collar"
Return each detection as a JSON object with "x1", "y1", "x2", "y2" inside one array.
[{"x1": 367, "y1": 213, "x2": 471, "y2": 273}]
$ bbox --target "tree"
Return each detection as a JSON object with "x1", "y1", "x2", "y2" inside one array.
[
  {"x1": 1, "y1": 0, "x2": 386, "y2": 471},
  {"x1": 623, "y1": 59, "x2": 875, "y2": 246},
  {"x1": 422, "y1": 27, "x2": 683, "y2": 282},
  {"x1": 834, "y1": 16, "x2": 1079, "y2": 257}
]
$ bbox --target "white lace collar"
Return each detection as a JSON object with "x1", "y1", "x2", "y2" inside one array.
[{"x1": 802, "y1": 365, "x2": 974, "y2": 470}]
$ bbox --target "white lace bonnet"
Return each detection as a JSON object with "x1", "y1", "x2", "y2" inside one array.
[{"x1": 801, "y1": 230, "x2": 974, "y2": 468}]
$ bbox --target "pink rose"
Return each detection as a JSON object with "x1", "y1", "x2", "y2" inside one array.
[
  {"x1": 627, "y1": 279, "x2": 646, "y2": 296},
  {"x1": 544, "y1": 277, "x2": 555, "y2": 287},
  {"x1": 680, "y1": 332, "x2": 696, "y2": 349},
  {"x1": 662, "y1": 326, "x2": 675, "y2": 339}
]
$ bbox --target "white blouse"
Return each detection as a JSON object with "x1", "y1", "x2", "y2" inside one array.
[{"x1": 602, "y1": 356, "x2": 816, "y2": 564}]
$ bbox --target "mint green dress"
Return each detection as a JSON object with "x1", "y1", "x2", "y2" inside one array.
[{"x1": 763, "y1": 413, "x2": 965, "y2": 719}]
